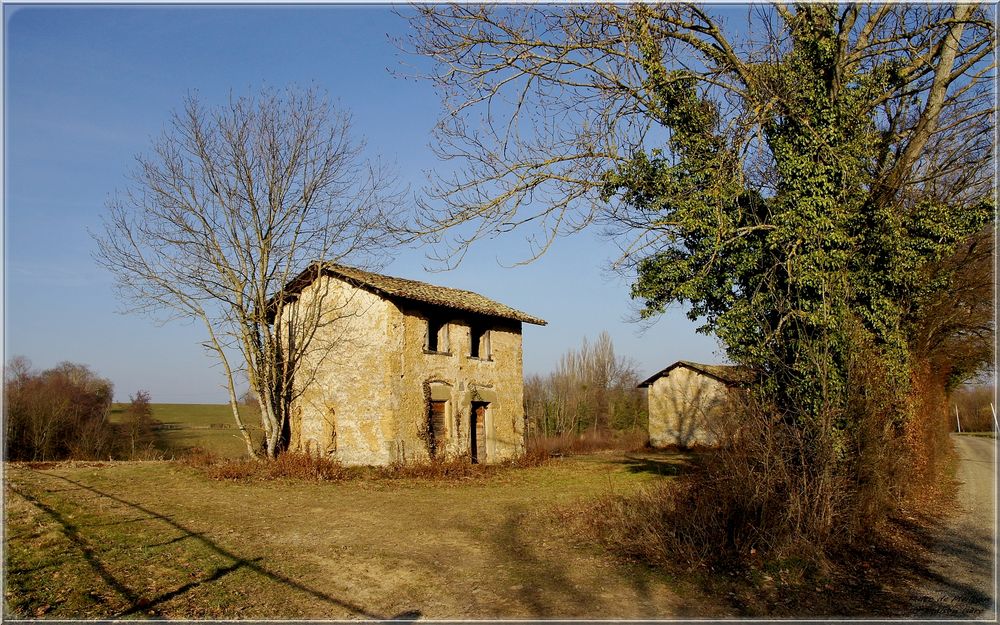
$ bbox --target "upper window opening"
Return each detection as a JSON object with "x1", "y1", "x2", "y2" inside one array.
[
  {"x1": 426, "y1": 317, "x2": 449, "y2": 353},
  {"x1": 470, "y1": 325, "x2": 491, "y2": 359}
]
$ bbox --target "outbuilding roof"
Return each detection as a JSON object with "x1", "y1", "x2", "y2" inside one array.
[
  {"x1": 274, "y1": 262, "x2": 547, "y2": 326},
  {"x1": 637, "y1": 360, "x2": 754, "y2": 388}
]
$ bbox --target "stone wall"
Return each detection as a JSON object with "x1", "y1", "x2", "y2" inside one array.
[
  {"x1": 286, "y1": 275, "x2": 398, "y2": 465},
  {"x1": 287, "y1": 275, "x2": 527, "y2": 465},
  {"x1": 389, "y1": 304, "x2": 525, "y2": 464},
  {"x1": 647, "y1": 366, "x2": 730, "y2": 448}
]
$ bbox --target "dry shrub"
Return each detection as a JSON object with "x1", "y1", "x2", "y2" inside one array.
[
  {"x1": 951, "y1": 383, "x2": 996, "y2": 432},
  {"x1": 205, "y1": 452, "x2": 347, "y2": 482},
  {"x1": 585, "y1": 480, "x2": 680, "y2": 569},
  {"x1": 903, "y1": 364, "x2": 954, "y2": 498},
  {"x1": 587, "y1": 334, "x2": 912, "y2": 574},
  {"x1": 195, "y1": 449, "x2": 547, "y2": 483},
  {"x1": 376, "y1": 449, "x2": 549, "y2": 480},
  {"x1": 180, "y1": 447, "x2": 223, "y2": 468},
  {"x1": 128, "y1": 445, "x2": 168, "y2": 461},
  {"x1": 526, "y1": 428, "x2": 647, "y2": 457},
  {"x1": 376, "y1": 455, "x2": 495, "y2": 480}
]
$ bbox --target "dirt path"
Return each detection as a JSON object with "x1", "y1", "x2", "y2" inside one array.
[{"x1": 910, "y1": 434, "x2": 996, "y2": 617}]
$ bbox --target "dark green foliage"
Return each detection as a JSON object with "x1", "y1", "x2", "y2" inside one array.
[
  {"x1": 605, "y1": 8, "x2": 992, "y2": 437},
  {"x1": 598, "y1": 5, "x2": 993, "y2": 563}
]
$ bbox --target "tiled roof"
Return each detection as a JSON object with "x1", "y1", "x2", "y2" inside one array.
[
  {"x1": 637, "y1": 360, "x2": 754, "y2": 388},
  {"x1": 279, "y1": 262, "x2": 547, "y2": 326}
]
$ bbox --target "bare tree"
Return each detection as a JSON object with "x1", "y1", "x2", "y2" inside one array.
[
  {"x1": 525, "y1": 331, "x2": 645, "y2": 437},
  {"x1": 4, "y1": 358, "x2": 116, "y2": 461},
  {"x1": 96, "y1": 86, "x2": 404, "y2": 458},
  {"x1": 402, "y1": 5, "x2": 994, "y2": 268}
]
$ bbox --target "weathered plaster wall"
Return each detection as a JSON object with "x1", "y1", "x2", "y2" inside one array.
[
  {"x1": 389, "y1": 306, "x2": 525, "y2": 464},
  {"x1": 647, "y1": 367, "x2": 730, "y2": 448},
  {"x1": 287, "y1": 275, "x2": 398, "y2": 465},
  {"x1": 288, "y1": 275, "x2": 527, "y2": 466}
]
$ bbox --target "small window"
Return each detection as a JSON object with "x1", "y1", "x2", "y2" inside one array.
[
  {"x1": 426, "y1": 317, "x2": 449, "y2": 353},
  {"x1": 470, "y1": 325, "x2": 491, "y2": 360}
]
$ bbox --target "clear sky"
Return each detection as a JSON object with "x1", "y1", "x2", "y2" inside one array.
[{"x1": 4, "y1": 5, "x2": 722, "y2": 403}]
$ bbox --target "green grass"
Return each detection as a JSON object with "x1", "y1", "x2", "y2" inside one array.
[
  {"x1": 4, "y1": 452, "x2": 721, "y2": 619},
  {"x1": 108, "y1": 403, "x2": 263, "y2": 459}
]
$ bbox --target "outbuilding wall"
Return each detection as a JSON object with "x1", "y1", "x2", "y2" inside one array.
[{"x1": 647, "y1": 366, "x2": 731, "y2": 448}]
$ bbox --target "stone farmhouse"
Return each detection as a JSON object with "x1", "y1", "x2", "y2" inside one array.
[
  {"x1": 275, "y1": 263, "x2": 546, "y2": 466},
  {"x1": 638, "y1": 361, "x2": 752, "y2": 448}
]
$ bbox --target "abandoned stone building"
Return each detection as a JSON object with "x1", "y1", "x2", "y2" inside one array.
[
  {"x1": 638, "y1": 361, "x2": 752, "y2": 448},
  {"x1": 276, "y1": 263, "x2": 546, "y2": 466}
]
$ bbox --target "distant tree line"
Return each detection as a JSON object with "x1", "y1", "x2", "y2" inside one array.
[
  {"x1": 4, "y1": 357, "x2": 155, "y2": 461},
  {"x1": 524, "y1": 332, "x2": 646, "y2": 439},
  {"x1": 951, "y1": 383, "x2": 996, "y2": 433}
]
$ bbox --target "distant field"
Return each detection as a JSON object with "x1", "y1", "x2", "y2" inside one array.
[
  {"x1": 4, "y1": 451, "x2": 717, "y2": 619},
  {"x1": 108, "y1": 403, "x2": 263, "y2": 458}
]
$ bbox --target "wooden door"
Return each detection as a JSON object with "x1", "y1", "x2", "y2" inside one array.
[
  {"x1": 471, "y1": 402, "x2": 488, "y2": 464},
  {"x1": 429, "y1": 401, "x2": 446, "y2": 457}
]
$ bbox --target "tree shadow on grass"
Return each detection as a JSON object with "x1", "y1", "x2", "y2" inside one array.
[
  {"x1": 481, "y1": 506, "x2": 713, "y2": 618},
  {"x1": 484, "y1": 506, "x2": 599, "y2": 617},
  {"x1": 611, "y1": 453, "x2": 691, "y2": 477},
  {"x1": 9, "y1": 470, "x2": 421, "y2": 620}
]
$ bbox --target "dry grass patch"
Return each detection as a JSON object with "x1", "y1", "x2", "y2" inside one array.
[{"x1": 5, "y1": 452, "x2": 717, "y2": 619}]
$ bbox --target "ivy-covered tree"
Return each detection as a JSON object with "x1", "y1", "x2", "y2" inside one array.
[
  {"x1": 407, "y1": 4, "x2": 994, "y2": 553},
  {"x1": 406, "y1": 1, "x2": 993, "y2": 419},
  {"x1": 604, "y1": 6, "x2": 993, "y2": 439}
]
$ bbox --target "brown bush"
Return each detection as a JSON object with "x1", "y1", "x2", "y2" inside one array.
[
  {"x1": 375, "y1": 455, "x2": 494, "y2": 480},
  {"x1": 193, "y1": 448, "x2": 550, "y2": 483},
  {"x1": 5, "y1": 358, "x2": 119, "y2": 461},
  {"x1": 526, "y1": 428, "x2": 647, "y2": 458},
  {"x1": 903, "y1": 364, "x2": 955, "y2": 498},
  {"x1": 180, "y1": 446, "x2": 223, "y2": 468},
  {"x1": 204, "y1": 452, "x2": 348, "y2": 482},
  {"x1": 586, "y1": 331, "x2": 912, "y2": 574},
  {"x1": 951, "y1": 383, "x2": 996, "y2": 432}
]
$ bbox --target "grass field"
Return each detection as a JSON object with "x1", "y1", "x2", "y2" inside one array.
[
  {"x1": 108, "y1": 403, "x2": 263, "y2": 458},
  {"x1": 3, "y1": 452, "x2": 724, "y2": 619}
]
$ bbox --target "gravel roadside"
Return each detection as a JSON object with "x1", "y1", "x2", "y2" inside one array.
[{"x1": 910, "y1": 434, "x2": 996, "y2": 618}]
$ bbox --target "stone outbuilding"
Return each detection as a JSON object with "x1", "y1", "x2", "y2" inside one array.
[
  {"x1": 275, "y1": 263, "x2": 546, "y2": 466},
  {"x1": 638, "y1": 361, "x2": 752, "y2": 448}
]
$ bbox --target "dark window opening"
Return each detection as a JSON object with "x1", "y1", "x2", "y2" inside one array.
[
  {"x1": 426, "y1": 317, "x2": 448, "y2": 353},
  {"x1": 470, "y1": 325, "x2": 491, "y2": 359}
]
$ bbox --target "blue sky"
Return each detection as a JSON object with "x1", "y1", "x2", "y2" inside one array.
[{"x1": 4, "y1": 5, "x2": 721, "y2": 402}]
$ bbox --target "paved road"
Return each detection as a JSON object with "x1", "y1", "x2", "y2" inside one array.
[{"x1": 910, "y1": 434, "x2": 996, "y2": 618}]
